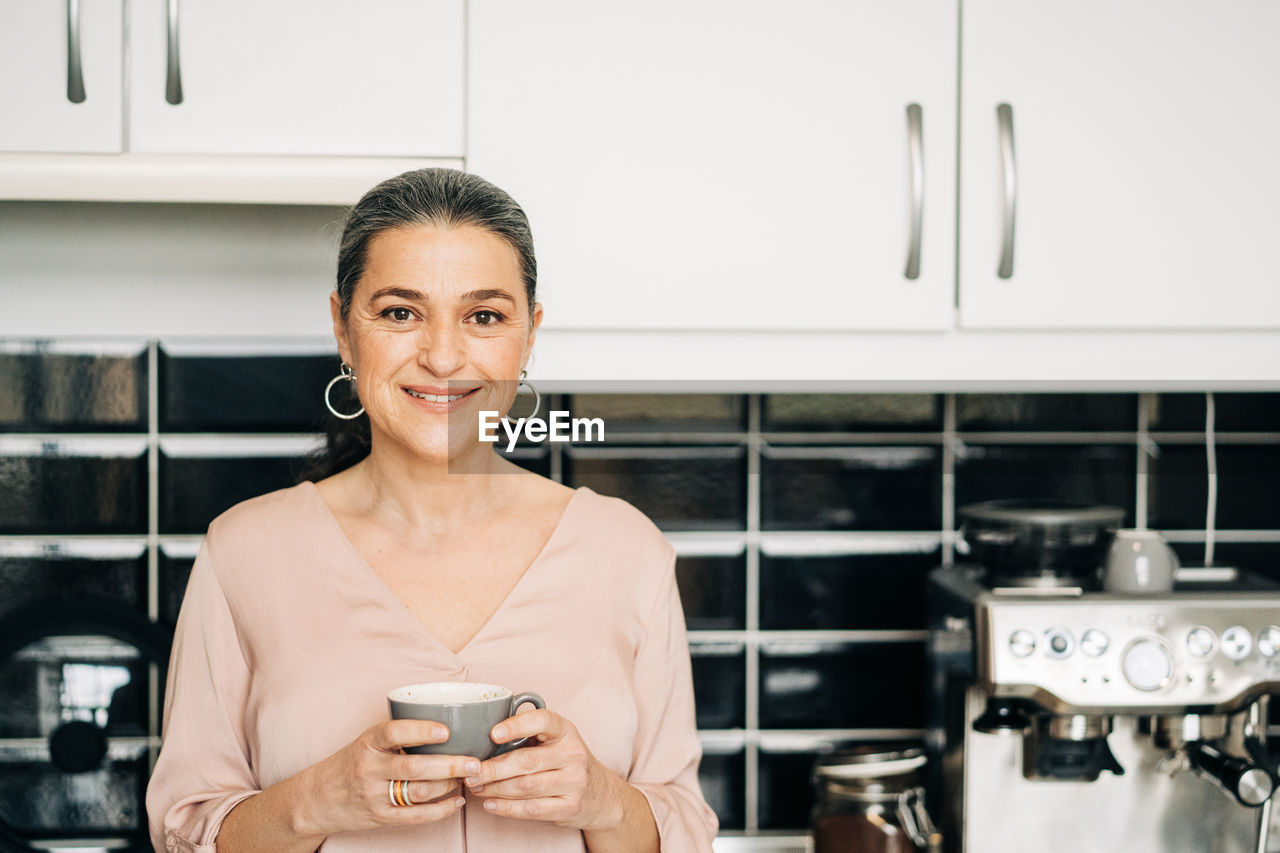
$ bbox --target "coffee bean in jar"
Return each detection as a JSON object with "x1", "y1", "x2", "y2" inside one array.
[{"x1": 811, "y1": 746, "x2": 941, "y2": 853}]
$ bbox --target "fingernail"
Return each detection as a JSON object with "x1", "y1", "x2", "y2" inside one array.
[
  {"x1": 464, "y1": 760, "x2": 480, "y2": 774},
  {"x1": 471, "y1": 784, "x2": 484, "y2": 793},
  {"x1": 483, "y1": 799, "x2": 497, "y2": 811},
  {"x1": 454, "y1": 797, "x2": 466, "y2": 809},
  {"x1": 433, "y1": 728, "x2": 448, "y2": 739},
  {"x1": 465, "y1": 776, "x2": 481, "y2": 787},
  {"x1": 491, "y1": 726, "x2": 507, "y2": 739}
]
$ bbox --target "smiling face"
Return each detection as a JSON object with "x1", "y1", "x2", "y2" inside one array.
[{"x1": 331, "y1": 224, "x2": 541, "y2": 467}]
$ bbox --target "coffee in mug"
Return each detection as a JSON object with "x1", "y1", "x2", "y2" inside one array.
[{"x1": 387, "y1": 681, "x2": 546, "y2": 757}]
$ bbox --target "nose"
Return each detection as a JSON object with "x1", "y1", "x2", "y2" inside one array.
[{"x1": 416, "y1": 320, "x2": 466, "y2": 377}]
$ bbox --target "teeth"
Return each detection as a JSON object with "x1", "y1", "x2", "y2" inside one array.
[{"x1": 406, "y1": 389, "x2": 471, "y2": 402}]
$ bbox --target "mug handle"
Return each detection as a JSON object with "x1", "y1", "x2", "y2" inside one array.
[{"x1": 494, "y1": 692, "x2": 547, "y2": 754}]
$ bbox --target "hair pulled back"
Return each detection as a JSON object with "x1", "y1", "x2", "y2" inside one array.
[{"x1": 304, "y1": 168, "x2": 537, "y2": 481}]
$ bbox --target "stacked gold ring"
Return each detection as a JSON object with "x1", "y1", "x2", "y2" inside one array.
[{"x1": 388, "y1": 778, "x2": 414, "y2": 807}]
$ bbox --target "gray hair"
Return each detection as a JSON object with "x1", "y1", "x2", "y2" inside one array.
[{"x1": 335, "y1": 168, "x2": 537, "y2": 322}]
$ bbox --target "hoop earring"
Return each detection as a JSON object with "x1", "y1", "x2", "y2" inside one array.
[
  {"x1": 324, "y1": 362, "x2": 365, "y2": 420},
  {"x1": 506, "y1": 369, "x2": 541, "y2": 421}
]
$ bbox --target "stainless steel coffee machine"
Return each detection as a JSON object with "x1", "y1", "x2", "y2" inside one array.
[{"x1": 927, "y1": 501, "x2": 1280, "y2": 853}]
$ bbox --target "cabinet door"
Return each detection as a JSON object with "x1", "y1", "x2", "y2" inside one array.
[
  {"x1": 0, "y1": 0, "x2": 123, "y2": 153},
  {"x1": 469, "y1": 1, "x2": 956, "y2": 331},
  {"x1": 960, "y1": 0, "x2": 1280, "y2": 329},
  {"x1": 127, "y1": 0, "x2": 463, "y2": 156}
]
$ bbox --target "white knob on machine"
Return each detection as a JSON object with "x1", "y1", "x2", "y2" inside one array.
[
  {"x1": 1257, "y1": 626, "x2": 1280, "y2": 658},
  {"x1": 1186, "y1": 626, "x2": 1216, "y2": 658},
  {"x1": 1221, "y1": 626, "x2": 1253, "y2": 661},
  {"x1": 1122, "y1": 638, "x2": 1174, "y2": 692},
  {"x1": 1009, "y1": 629, "x2": 1036, "y2": 658},
  {"x1": 1081, "y1": 629, "x2": 1109, "y2": 657}
]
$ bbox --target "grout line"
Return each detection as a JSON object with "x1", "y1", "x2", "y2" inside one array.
[
  {"x1": 549, "y1": 394, "x2": 564, "y2": 482},
  {"x1": 942, "y1": 394, "x2": 957, "y2": 566},
  {"x1": 744, "y1": 394, "x2": 762, "y2": 834},
  {"x1": 146, "y1": 340, "x2": 160, "y2": 771},
  {"x1": 1136, "y1": 393, "x2": 1151, "y2": 528}
]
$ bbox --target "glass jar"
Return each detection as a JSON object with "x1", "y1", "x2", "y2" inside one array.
[{"x1": 810, "y1": 746, "x2": 941, "y2": 853}]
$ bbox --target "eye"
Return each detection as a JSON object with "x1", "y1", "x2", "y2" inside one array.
[
  {"x1": 471, "y1": 310, "x2": 505, "y2": 326},
  {"x1": 381, "y1": 306, "x2": 415, "y2": 323}
]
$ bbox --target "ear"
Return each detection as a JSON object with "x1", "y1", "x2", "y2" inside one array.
[
  {"x1": 522, "y1": 302, "x2": 543, "y2": 371},
  {"x1": 330, "y1": 291, "x2": 353, "y2": 366}
]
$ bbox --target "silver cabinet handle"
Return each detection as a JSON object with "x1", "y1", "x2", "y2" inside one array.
[
  {"x1": 904, "y1": 103, "x2": 924, "y2": 280},
  {"x1": 165, "y1": 0, "x2": 183, "y2": 104},
  {"x1": 997, "y1": 103, "x2": 1016, "y2": 279},
  {"x1": 66, "y1": 0, "x2": 85, "y2": 103}
]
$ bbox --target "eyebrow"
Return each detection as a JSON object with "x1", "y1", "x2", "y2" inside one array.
[{"x1": 366, "y1": 286, "x2": 517, "y2": 305}]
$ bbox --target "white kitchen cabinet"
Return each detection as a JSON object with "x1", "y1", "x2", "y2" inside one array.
[
  {"x1": 127, "y1": 0, "x2": 463, "y2": 156},
  {"x1": 959, "y1": 0, "x2": 1280, "y2": 330},
  {"x1": 0, "y1": 0, "x2": 123, "y2": 153},
  {"x1": 469, "y1": 0, "x2": 956, "y2": 331}
]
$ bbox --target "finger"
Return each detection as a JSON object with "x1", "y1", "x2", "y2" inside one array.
[
  {"x1": 367, "y1": 719, "x2": 450, "y2": 752},
  {"x1": 403, "y1": 779, "x2": 461, "y2": 806},
  {"x1": 490, "y1": 709, "x2": 564, "y2": 745},
  {"x1": 469, "y1": 739, "x2": 559, "y2": 786},
  {"x1": 382, "y1": 794, "x2": 467, "y2": 825},
  {"x1": 469, "y1": 769, "x2": 570, "y2": 799},
  {"x1": 387, "y1": 753, "x2": 482, "y2": 782},
  {"x1": 480, "y1": 794, "x2": 572, "y2": 822}
]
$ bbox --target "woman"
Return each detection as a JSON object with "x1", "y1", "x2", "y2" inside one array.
[{"x1": 145, "y1": 169, "x2": 717, "y2": 852}]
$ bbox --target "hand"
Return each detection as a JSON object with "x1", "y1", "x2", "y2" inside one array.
[
  {"x1": 464, "y1": 709, "x2": 626, "y2": 831},
  {"x1": 296, "y1": 719, "x2": 477, "y2": 836}
]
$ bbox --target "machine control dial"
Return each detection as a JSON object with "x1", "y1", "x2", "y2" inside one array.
[
  {"x1": 1186, "y1": 626, "x2": 1217, "y2": 658},
  {"x1": 1044, "y1": 628, "x2": 1075, "y2": 659},
  {"x1": 1122, "y1": 638, "x2": 1174, "y2": 692},
  {"x1": 1257, "y1": 626, "x2": 1280, "y2": 658},
  {"x1": 1221, "y1": 626, "x2": 1253, "y2": 660},
  {"x1": 1081, "y1": 629, "x2": 1109, "y2": 657},
  {"x1": 1009, "y1": 630, "x2": 1036, "y2": 658}
]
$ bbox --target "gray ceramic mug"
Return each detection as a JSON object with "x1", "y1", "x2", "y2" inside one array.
[
  {"x1": 1103, "y1": 528, "x2": 1179, "y2": 593},
  {"x1": 387, "y1": 681, "x2": 546, "y2": 757}
]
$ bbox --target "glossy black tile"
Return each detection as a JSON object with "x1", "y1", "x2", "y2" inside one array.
[
  {"x1": 160, "y1": 351, "x2": 338, "y2": 431},
  {"x1": 1151, "y1": 393, "x2": 1280, "y2": 432},
  {"x1": 564, "y1": 447, "x2": 746, "y2": 530},
  {"x1": 956, "y1": 393, "x2": 1136, "y2": 432},
  {"x1": 760, "y1": 551, "x2": 940, "y2": 630},
  {"x1": 764, "y1": 394, "x2": 941, "y2": 433},
  {"x1": 690, "y1": 646, "x2": 745, "y2": 729},
  {"x1": 762, "y1": 447, "x2": 942, "y2": 531},
  {"x1": 0, "y1": 552, "x2": 145, "y2": 623},
  {"x1": 160, "y1": 454, "x2": 305, "y2": 534},
  {"x1": 759, "y1": 641, "x2": 926, "y2": 729},
  {"x1": 758, "y1": 749, "x2": 822, "y2": 830},
  {"x1": 0, "y1": 454, "x2": 147, "y2": 534},
  {"x1": 1149, "y1": 445, "x2": 1280, "y2": 530},
  {"x1": 698, "y1": 750, "x2": 745, "y2": 830},
  {"x1": 0, "y1": 643, "x2": 150, "y2": 739},
  {"x1": 0, "y1": 756, "x2": 147, "y2": 834},
  {"x1": 954, "y1": 445, "x2": 1136, "y2": 523},
  {"x1": 676, "y1": 554, "x2": 746, "y2": 630},
  {"x1": 159, "y1": 552, "x2": 196, "y2": 628},
  {"x1": 0, "y1": 349, "x2": 146, "y2": 431},
  {"x1": 566, "y1": 394, "x2": 745, "y2": 433}
]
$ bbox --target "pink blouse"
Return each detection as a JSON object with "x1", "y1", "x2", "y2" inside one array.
[{"x1": 146, "y1": 481, "x2": 717, "y2": 852}]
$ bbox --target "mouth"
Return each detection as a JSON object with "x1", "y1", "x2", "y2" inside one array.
[{"x1": 400, "y1": 385, "x2": 482, "y2": 412}]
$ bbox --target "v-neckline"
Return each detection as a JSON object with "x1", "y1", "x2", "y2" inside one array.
[{"x1": 303, "y1": 479, "x2": 588, "y2": 660}]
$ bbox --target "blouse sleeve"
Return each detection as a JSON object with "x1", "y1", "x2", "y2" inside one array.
[
  {"x1": 146, "y1": 535, "x2": 261, "y2": 852},
  {"x1": 627, "y1": 548, "x2": 719, "y2": 852}
]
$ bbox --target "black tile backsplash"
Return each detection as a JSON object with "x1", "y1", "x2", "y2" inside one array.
[
  {"x1": 0, "y1": 349, "x2": 146, "y2": 431},
  {"x1": 956, "y1": 393, "x2": 1137, "y2": 431},
  {"x1": 0, "y1": 454, "x2": 147, "y2": 534},
  {"x1": 160, "y1": 351, "x2": 338, "y2": 432},
  {"x1": 954, "y1": 444, "x2": 1137, "y2": 521},
  {"x1": 4, "y1": 350, "x2": 1279, "y2": 841},
  {"x1": 762, "y1": 447, "x2": 942, "y2": 530},
  {"x1": 759, "y1": 641, "x2": 927, "y2": 729},
  {"x1": 1149, "y1": 445, "x2": 1280, "y2": 530},
  {"x1": 760, "y1": 550, "x2": 939, "y2": 630},
  {"x1": 564, "y1": 446, "x2": 746, "y2": 530},
  {"x1": 676, "y1": 554, "x2": 746, "y2": 630}
]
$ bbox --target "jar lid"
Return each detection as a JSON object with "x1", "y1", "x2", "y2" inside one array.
[{"x1": 814, "y1": 746, "x2": 927, "y2": 780}]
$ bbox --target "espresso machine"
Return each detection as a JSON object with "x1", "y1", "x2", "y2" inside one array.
[{"x1": 927, "y1": 501, "x2": 1280, "y2": 853}]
